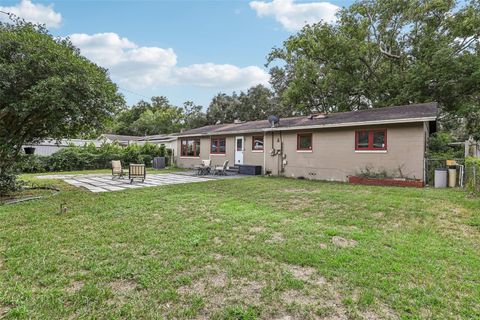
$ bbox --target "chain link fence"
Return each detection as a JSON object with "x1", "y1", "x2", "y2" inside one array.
[
  {"x1": 465, "y1": 160, "x2": 480, "y2": 193},
  {"x1": 424, "y1": 158, "x2": 465, "y2": 187},
  {"x1": 425, "y1": 158, "x2": 479, "y2": 193}
]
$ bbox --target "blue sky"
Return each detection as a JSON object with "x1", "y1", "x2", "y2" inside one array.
[{"x1": 0, "y1": 0, "x2": 353, "y2": 107}]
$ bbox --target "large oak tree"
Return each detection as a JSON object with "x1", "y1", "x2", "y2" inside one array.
[
  {"x1": 268, "y1": 0, "x2": 480, "y2": 137},
  {"x1": 0, "y1": 17, "x2": 123, "y2": 192}
]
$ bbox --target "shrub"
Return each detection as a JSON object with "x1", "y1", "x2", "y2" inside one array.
[
  {"x1": 427, "y1": 132, "x2": 464, "y2": 159},
  {"x1": 0, "y1": 169, "x2": 22, "y2": 195},
  {"x1": 16, "y1": 142, "x2": 170, "y2": 173},
  {"x1": 465, "y1": 157, "x2": 480, "y2": 194},
  {"x1": 17, "y1": 154, "x2": 48, "y2": 173}
]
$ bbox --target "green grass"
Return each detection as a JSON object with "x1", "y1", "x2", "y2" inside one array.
[{"x1": 0, "y1": 176, "x2": 479, "y2": 319}]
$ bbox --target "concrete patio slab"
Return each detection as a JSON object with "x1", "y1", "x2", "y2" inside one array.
[{"x1": 35, "y1": 173, "x2": 237, "y2": 193}]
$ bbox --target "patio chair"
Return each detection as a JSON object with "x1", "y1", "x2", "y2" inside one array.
[
  {"x1": 129, "y1": 164, "x2": 146, "y2": 183},
  {"x1": 214, "y1": 160, "x2": 229, "y2": 176},
  {"x1": 111, "y1": 160, "x2": 127, "y2": 179},
  {"x1": 194, "y1": 159, "x2": 212, "y2": 175},
  {"x1": 201, "y1": 159, "x2": 211, "y2": 175}
]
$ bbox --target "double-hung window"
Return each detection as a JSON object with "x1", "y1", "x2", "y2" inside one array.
[
  {"x1": 181, "y1": 138, "x2": 200, "y2": 157},
  {"x1": 252, "y1": 136, "x2": 264, "y2": 151},
  {"x1": 211, "y1": 137, "x2": 226, "y2": 154}
]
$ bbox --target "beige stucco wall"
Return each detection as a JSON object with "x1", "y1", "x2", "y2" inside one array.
[
  {"x1": 264, "y1": 123, "x2": 426, "y2": 181},
  {"x1": 176, "y1": 136, "x2": 236, "y2": 168},
  {"x1": 176, "y1": 134, "x2": 266, "y2": 169},
  {"x1": 176, "y1": 122, "x2": 427, "y2": 181}
]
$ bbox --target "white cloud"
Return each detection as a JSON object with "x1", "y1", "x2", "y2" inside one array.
[
  {"x1": 249, "y1": 0, "x2": 339, "y2": 31},
  {"x1": 69, "y1": 32, "x2": 269, "y2": 90},
  {"x1": 0, "y1": 0, "x2": 61, "y2": 28}
]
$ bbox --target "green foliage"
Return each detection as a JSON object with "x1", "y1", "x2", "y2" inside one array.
[
  {"x1": 17, "y1": 142, "x2": 168, "y2": 173},
  {"x1": 206, "y1": 84, "x2": 288, "y2": 124},
  {"x1": 358, "y1": 164, "x2": 413, "y2": 179},
  {"x1": 358, "y1": 165, "x2": 390, "y2": 179},
  {"x1": 465, "y1": 157, "x2": 480, "y2": 194},
  {"x1": 427, "y1": 132, "x2": 464, "y2": 159},
  {"x1": 0, "y1": 168, "x2": 24, "y2": 195},
  {"x1": 267, "y1": 0, "x2": 480, "y2": 131},
  {"x1": 112, "y1": 96, "x2": 185, "y2": 135},
  {"x1": 0, "y1": 16, "x2": 123, "y2": 194},
  {"x1": 183, "y1": 101, "x2": 207, "y2": 129}
]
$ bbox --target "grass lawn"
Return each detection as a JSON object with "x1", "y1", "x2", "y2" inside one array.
[{"x1": 0, "y1": 175, "x2": 479, "y2": 319}]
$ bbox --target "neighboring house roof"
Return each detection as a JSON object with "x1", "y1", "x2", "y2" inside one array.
[
  {"x1": 99, "y1": 134, "x2": 177, "y2": 143},
  {"x1": 140, "y1": 134, "x2": 177, "y2": 142},
  {"x1": 24, "y1": 139, "x2": 102, "y2": 147},
  {"x1": 175, "y1": 102, "x2": 438, "y2": 137},
  {"x1": 99, "y1": 134, "x2": 144, "y2": 142}
]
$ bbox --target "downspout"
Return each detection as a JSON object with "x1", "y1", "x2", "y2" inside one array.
[
  {"x1": 279, "y1": 131, "x2": 284, "y2": 175},
  {"x1": 263, "y1": 131, "x2": 266, "y2": 175}
]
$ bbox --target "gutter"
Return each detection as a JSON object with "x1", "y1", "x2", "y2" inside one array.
[{"x1": 175, "y1": 116, "x2": 437, "y2": 137}]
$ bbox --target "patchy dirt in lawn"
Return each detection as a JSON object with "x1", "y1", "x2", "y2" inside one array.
[
  {"x1": 175, "y1": 260, "x2": 393, "y2": 319},
  {"x1": 331, "y1": 236, "x2": 358, "y2": 248},
  {"x1": 373, "y1": 211, "x2": 385, "y2": 218},
  {"x1": 283, "y1": 197, "x2": 316, "y2": 211},
  {"x1": 360, "y1": 303, "x2": 399, "y2": 320},
  {"x1": 361, "y1": 309, "x2": 397, "y2": 320},
  {"x1": 109, "y1": 279, "x2": 137, "y2": 295},
  {"x1": 66, "y1": 280, "x2": 84, "y2": 293},
  {"x1": 282, "y1": 188, "x2": 318, "y2": 194},
  {"x1": 249, "y1": 226, "x2": 266, "y2": 233},
  {"x1": 213, "y1": 237, "x2": 223, "y2": 245},
  {"x1": 266, "y1": 232, "x2": 285, "y2": 243},
  {"x1": 284, "y1": 264, "x2": 315, "y2": 281},
  {"x1": 279, "y1": 264, "x2": 347, "y2": 319},
  {"x1": 430, "y1": 202, "x2": 480, "y2": 241},
  {"x1": 0, "y1": 305, "x2": 11, "y2": 317},
  {"x1": 281, "y1": 289, "x2": 318, "y2": 306},
  {"x1": 177, "y1": 269, "x2": 264, "y2": 309},
  {"x1": 211, "y1": 253, "x2": 224, "y2": 261}
]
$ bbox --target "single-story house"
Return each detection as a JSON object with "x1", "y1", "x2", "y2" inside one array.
[
  {"x1": 22, "y1": 139, "x2": 102, "y2": 156},
  {"x1": 174, "y1": 102, "x2": 438, "y2": 182}
]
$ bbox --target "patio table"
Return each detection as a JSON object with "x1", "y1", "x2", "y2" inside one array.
[{"x1": 194, "y1": 164, "x2": 210, "y2": 175}]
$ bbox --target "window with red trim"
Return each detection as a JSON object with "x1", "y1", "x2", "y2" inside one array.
[
  {"x1": 355, "y1": 129, "x2": 387, "y2": 150},
  {"x1": 181, "y1": 138, "x2": 201, "y2": 157},
  {"x1": 297, "y1": 133, "x2": 312, "y2": 151},
  {"x1": 252, "y1": 136, "x2": 264, "y2": 151},
  {"x1": 211, "y1": 137, "x2": 226, "y2": 154}
]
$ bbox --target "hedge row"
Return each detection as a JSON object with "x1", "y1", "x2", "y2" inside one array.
[{"x1": 17, "y1": 142, "x2": 172, "y2": 173}]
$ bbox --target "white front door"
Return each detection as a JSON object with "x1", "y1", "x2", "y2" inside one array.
[{"x1": 235, "y1": 136, "x2": 244, "y2": 165}]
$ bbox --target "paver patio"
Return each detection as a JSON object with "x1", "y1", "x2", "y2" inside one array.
[{"x1": 36, "y1": 173, "x2": 214, "y2": 193}]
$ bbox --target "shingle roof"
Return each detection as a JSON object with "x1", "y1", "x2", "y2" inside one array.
[
  {"x1": 100, "y1": 134, "x2": 145, "y2": 141},
  {"x1": 100, "y1": 134, "x2": 177, "y2": 142},
  {"x1": 140, "y1": 134, "x2": 177, "y2": 141},
  {"x1": 175, "y1": 102, "x2": 438, "y2": 137}
]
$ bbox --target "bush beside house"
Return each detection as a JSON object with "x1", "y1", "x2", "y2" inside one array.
[
  {"x1": 465, "y1": 157, "x2": 480, "y2": 194},
  {"x1": 17, "y1": 142, "x2": 170, "y2": 173}
]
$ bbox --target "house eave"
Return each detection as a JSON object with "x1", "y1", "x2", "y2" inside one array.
[
  {"x1": 176, "y1": 116, "x2": 437, "y2": 137},
  {"x1": 265, "y1": 116, "x2": 437, "y2": 132}
]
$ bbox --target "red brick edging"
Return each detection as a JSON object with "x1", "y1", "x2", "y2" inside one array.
[{"x1": 348, "y1": 176, "x2": 424, "y2": 188}]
